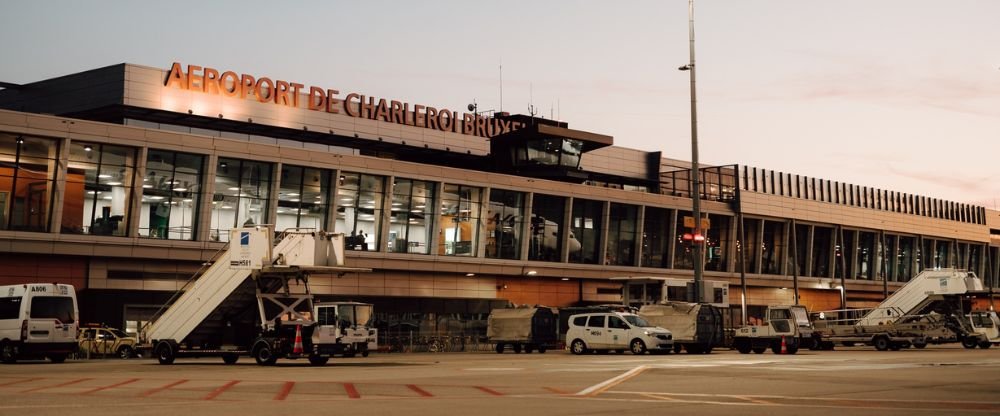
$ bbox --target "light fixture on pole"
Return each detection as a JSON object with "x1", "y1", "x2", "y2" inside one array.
[{"x1": 679, "y1": 0, "x2": 704, "y2": 303}]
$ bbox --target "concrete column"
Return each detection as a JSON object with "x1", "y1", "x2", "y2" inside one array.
[
  {"x1": 49, "y1": 136, "x2": 71, "y2": 234},
  {"x1": 520, "y1": 192, "x2": 533, "y2": 261},
  {"x1": 561, "y1": 197, "x2": 573, "y2": 263},
  {"x1": 327, "y1": 169, "x2": 341, "y2": 233},
  {"x1": 196, "y1": 154, "x2": 217, "y2": 242},
  {"x1": 634, "y1": 206, "x2": 646, "y2": 268},
  {"x1": 129, "y1": 147, "x2": 148, "y2": 238},
  {"x1": 379, "y1": 175, "x2": 394, "y2": 252},
  {"x1": 477, "y1": 187, "x2": 491, "y2": 259},
  {"x1": 667, "y1": 209, "x2": 677, "y2": 269},
  {"x1": 597, "y1": 201, "x2": 610, "y2": 265},
  {"x1": 268, "y1": 162, "x2": 282, "y2": 232},
  {"x1": 428, "y1": 181, "x2": 444, "y2": 255}
]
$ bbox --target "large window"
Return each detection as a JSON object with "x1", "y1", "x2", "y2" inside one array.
[
  {"x1": 0, "y1": 134, "x2": 58, "y2": 232},
  {"x1": 336, "y1": 172, "x2": 385, "y2": 251},
  {"x1": 276, "y1": 165, "x2": 331, "y2": 232},
  {"x1": 529, "y1": 194, "x2": 567, "y2": 262},
  {"x1": 211, "y1": 158, "x2": 271, "y2": 242},
  {"x1": 641, "y1": 207, "x2": 671, "y2": 268},
  {"x1": 856, "y1": 231, "x2": 876, "y2": 280},
  {"x1": 388, "y1": 178, "x2": 436, "y2": 254},
  {"x1": 896, "y1": 235, "x2": 916, "y2": 282},
  {"x1": 761, "y1": 220, "x2": 786, "y2": 275},
  {"x1": 835, "y1": 229, "x2": 857, "y2": 280},
  {"x1": 439, "y1": 184, "x2": 482, "y2": 256},
  {"x1": 673, "y1": 210, "x2": 694, "y2": 270},
  {"x1": 486, "y1": 189, "x2": 525, "y2": 260},
  {"x1": 743, "y1": 219, "x2": 761, "y2": 273},
  {"x1": 705, "y1": 214, "x2": 731, "y2": 272},
  {"x1": 570, "y1": 198, "x2": 603, "y2": 264},
  {"x1": 792, "y1": 223, "x2": 809, "y2": 276},
  {"x1": 62, "y1": 142, "x2": 136, "y2": 236},
  {"x1": 811, "y1": 226, "x2": 833, "y2": 277},
  {"x1": 140, "y1": 150, "x2": 203, "y2": 240},
  {"x1": 606, "y1": 203, "x2": 638, "y2": 266}
]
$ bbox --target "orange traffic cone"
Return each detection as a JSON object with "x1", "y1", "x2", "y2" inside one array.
[
  {"x1": 780, "y1": 336, "x2": 787, "y2": 354},
  {"x1": 293, "y1": 325, "x2": 304, "y2": 355}
]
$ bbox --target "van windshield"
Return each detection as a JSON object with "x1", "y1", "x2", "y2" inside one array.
[
  {"x1": 30, "y1": 297, "x2": 75, "y2": 323},
  {"x1": 623, "y1": 315, "x2": 653, "y2": 328}
]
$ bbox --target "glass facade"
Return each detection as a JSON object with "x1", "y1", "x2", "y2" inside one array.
[
  {"x1": 276, "y1": 165, "x2": 331, "y2": 232},
  {"x1": 570, "y1": 198, "x2": 603, "y2": 264},
  {"x1": 856, "y1": 231, "x2": 876, "y2": 280},
  {"x1": 811, "y1": 226, "x2": 832, "y2": 277},
  {"x1": 0, "y1": 134, "x2": 58, "y2": 232},
  {"x1": 63, "y1": 142, "x2": 136, "y2": 236},
  {"x1": 140, "y1": 150, "x2": 203, "y2": 240},
  {"x1": 606, "y1": 203, "x2": 638, "y2": 266},
  {"x1": 793, "y1": 223, "x2": 809, "y2": 276},
  {"x1": 743, "y1": 218, "x2": 761, "y2": 273},
  {"x1": 529, "y1": 194, "x2": 566, "y2": 262},
  {"x1": 486, "y1": 189, "x2": 525, "y2": 260},
  {"x1": 705, "y1": 214, "x2": 731, "y2": 272},
  {"x1": 336, "y1": 172, "x2": 385, "y2": 251},
  {"x1": 439, "y1": 184, "x2": 482, "y2": 256},
  {"x1": 761, "y1": 220, "x2": 786, "y2": 275},
  {"x1": 896, "y1": 235, "x2": 916, "y2": 282},
  {"x1": 835, "y1": 229, "x2": 857, "y2": 279},
  {"x1": 673, "y1": 210, "x2": 694, "y2": 270},
  {"x1": 388, "y1": 178, "x2": 436, "y2": 254},
  {"x1": 211, "y1": 157, "x2": 271, "y2": 242},
  {"x1": 641, "y1": 207, "x2": 671, "y2": 268}
]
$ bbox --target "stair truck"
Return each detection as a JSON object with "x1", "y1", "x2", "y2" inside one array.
[
  {"x1": 488, "y1": 306, "x2": 558, "y2": 353},
  {"x1": 732, "y1": 305, "x2": 811, "y2": 354},
  {"x1": 638, "y1": 301, "x2": 724, "y2": 354},
  {"x1": 813, "y1": 269, "x2": 986, "y2": 350},
  {"x1": 139, "y1": 226, "x2": 371, "y2": 365}
]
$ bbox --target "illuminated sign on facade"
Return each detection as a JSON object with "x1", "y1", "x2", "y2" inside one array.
[{"x1": 165, "y1": 62, "x2": 522, "y2": 138}]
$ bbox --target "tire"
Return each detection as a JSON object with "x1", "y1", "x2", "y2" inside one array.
[
  {"x1": 752, "y1": 347, "x2": 767, "y2": 354},
  {"x1": 117, "y1": 345, "x2": 134, "y2": 359},
  {"x1": 735, "y1": 340, "x2": 751, "y2": 354},
  {"x1": 0, "y1": 341, "x2": 16, "y2": 364},
  {"x1": 361, "y1": 350, "x2": 370, "y2": 357},
  {"x1": 495, "y1": 343, "x2": 505, "y2": 354},
  {"x1": 308, "y1": 355, "x2": 329, "y2": 366},
  {"x1": 630, "y1": 339, "x2": 647, "y2": 355},
  {"x1": 785, "y1": 346, "x2": 799, "y2": 355},
  {"x1": 912, "y1": 339, "x2": 927, "y2": 349},
  {"x1": 979, "y1": 341, "x2": 992, "y2": 349},
  {"x1": 513, "y1": 344, "x2": 522, "y2": 354},
  {"x1": 873, "y1": 336, "x2": 891, "y2": 351},
  {"x1": 961, "y1": 337, "x2": 979, "y2": 349},
  {"x1": 222, "y1": 353, "x2": 239, "y2": 365},
  {"x1": 48, "y1": 354, "x2": 67, "y2": 363},
  {"x1": 537, "y1": 346, "x2": 547, "y2": 354},
  {"x1": 254, "y1": 342, "x2": 278, "y2": 366},
  {"x1": 570, "y1": 339, "x2": 588, "y2": 355},
  {"x1": 155, "y1": 342, "x2": 175, "y2": 365}
]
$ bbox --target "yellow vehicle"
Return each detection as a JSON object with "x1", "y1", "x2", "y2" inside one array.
[{"x1": 79, "y1": 326, "x2": 138, "y2": 359}]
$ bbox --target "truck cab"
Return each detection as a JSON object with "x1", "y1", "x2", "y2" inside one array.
[
  {"x1": 733, "y1": 305, "x2": 803, "y2": 354},
  {"x1": 314, "y1": 302, "x2": 375, "y2": 357},
  {"x1": 968, "y1": 311, "x2": 999, "y2": 348}
]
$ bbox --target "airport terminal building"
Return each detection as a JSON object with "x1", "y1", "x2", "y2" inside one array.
[{"x1": 0, "y1": 62, "x2": 997, "y2": 335}]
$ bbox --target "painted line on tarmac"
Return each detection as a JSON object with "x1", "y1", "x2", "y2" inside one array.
[
  {"x1": 201, "y1": 380, "x2": 240, "y2": 401},
  {"x1": 343, "y1": 383, "x2": 361, "y2": 399},
  {"x1": 273, "y1": 381, "x2": 295, "y2": 401},
  {"x1": 544, "y1": 387, "x2": 569, "y2": 395},
  {"x1": 605, "y1": 391, "x2": 1000, "y2": 412},
  {"x1": 0, "y1": 377, "x2": 42, "y2": 387},
  {"x1": 575, "y1": 365, "x2": 648, "y2": 397},
  {"x1": 475, "y1": 386, "x2": 505, "y2": 396},
  {"x1": 21, "y1": 378, "x2": 92, "y2": 393},
  {"x1": 407, "y1": 384, "x2": 434, "y2": 397},
  {"x1": 462, "y1": 367, "x2": 524, "y2": 371},
  {"x1": 141, "y1": 379, "x2": 188, "y2": 397},
  {"x1": 80, "y1": 378, "x2": 139, "y2": 395}
]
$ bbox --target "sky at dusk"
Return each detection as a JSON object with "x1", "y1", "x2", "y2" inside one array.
[{"x1": 1, "y1": 0, "x2": 997, "y2": 207}]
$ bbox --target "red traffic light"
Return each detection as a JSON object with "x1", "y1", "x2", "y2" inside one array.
[
  {"x1": 683, "y1": 233, "x2": 704, "y2": 243},
  {"x1": 682, "y1": 233, "x2": 693, "y2": 241}
]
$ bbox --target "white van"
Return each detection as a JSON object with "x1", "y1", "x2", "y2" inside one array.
[
  {"x1": 566, "y1": 312, "x2": 673, "y2": 355},
  {"x1": 0, "y1": 284, "x2": 79, "y2": 363}
]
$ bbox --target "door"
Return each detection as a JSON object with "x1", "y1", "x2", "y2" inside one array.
[
  {"x1": 605, "y1": 315, "x2": 630, "y2": 350},
  {"x1": 585, "y1": 315, "x2": 607, "y2": 348}
]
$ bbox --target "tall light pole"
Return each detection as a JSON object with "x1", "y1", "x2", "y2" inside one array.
[{"x1": 678, "y1": 0, "x2": 703, "y2": 302}]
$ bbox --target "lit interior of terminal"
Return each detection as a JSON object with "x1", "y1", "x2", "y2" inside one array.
[{"x1": 0, "y1": 62, "x2": 997, "y2": 338}]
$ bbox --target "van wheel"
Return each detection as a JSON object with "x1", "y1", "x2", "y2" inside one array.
[
  {"x1": 222, "y1": 353, "x2": 239, "y2": 365},
  {"x1": 735, "y1": 339, "x2": 752, "y2": 354},
  {"x1": 48, "y1": 354, "x2": 67, "y2": 363},
  {"x1": 0, "y1": 341, "x2": 16, "y2": 364},
  {"x1": 117, "y1": 346, "x2": 134, "y2": 359},
  {"x1": 155, "y1": 342, "x2": 175, "y2": 365},
  {"x1": 961, "y1": 337, "x2": 979, "y2": 349},
  {"x1": 570, "y1": 339, "x2": 588, "y2": 355},
  {"x1": 630, "y1": 339, "x2": 647, "y2": 355}
]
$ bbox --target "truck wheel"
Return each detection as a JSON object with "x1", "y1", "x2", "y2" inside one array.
[
  {"x1": 873, "y1": 336, "x2": 891, "y2": 351},
  {"x1": 570, "y1": 339, "x2": 588, "y2": 355},
  {"x1": 0, "y1": 341, "x2": 17, "y2": 364},
  {"x1": 752, "y1": 346, "x2": 767, "y2": 354},
  {"x1": 254, "y1": 343, "x2": 278, "y2": 366},
  {"x1": 222, "y1": 353, "x2": 239, "y2": 365},
  {"x1": 495, "y1": 343, "x2": 505, "y2": 354},
  {"x1": 155, "y1": 342, "x2": 175, "y2": 365},
  {"x1": 912, "y1": 339, "x2": 927, "y2": 349},
  {"x1": 630, "y1": 339, "x2": 647, "y2": 355},
  {"x1": 961, "y1": 337, "x2": 979, "y2": 349},
  {"x1": 537, "y1": 345, "x2": 547, "y2": 353},
  {"x1": 117, "y1": 346, "x2": 134, "y2": 359},
  {"x1": 308, "y1": 355, "x2": 329, "y2": 366},
  {"x1": 735, "y1": 340, "x2": 751, "y2": 354},
  {"x1": 513, "y1": 344, "x2": 523, "y2": 354},
  {"x1": 362, "y1": 350, "x2": 370, "y2": 357},
  {"x1": 979, "y1": 341, "x2": 992, "y2": 349}
]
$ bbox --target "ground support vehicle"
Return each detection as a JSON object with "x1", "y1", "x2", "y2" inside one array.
[
  {"x1": 814, "y1": 307, "x2": 966, "y2": 351},
  {"x1": 488, "y1": 306, "x2": 558, "y2": 353},
  {"x1": 0, "y1": 283, "x2": 79, "y2": 363},
  {"x1": 733, "y1": 306, "x2": 802, "y2": 354},
  {"x1": 566, "y1": 311, "x2": 673, "y2": 355},
  {"x1": 639, "y1": 302, "x2": 723, "y2": 354},
  {"x1": 78, "y1": 325, "x2": 138, "y2": 359},
  {"x1": 313, "y1": 301, "x2": 376, "y2": 357},
  {"x1": 966, "y1": 311, "x2": 999, "y2": 349},
  {"x1": 139, "y1": 227, "x2": 370, "y2": 366}
]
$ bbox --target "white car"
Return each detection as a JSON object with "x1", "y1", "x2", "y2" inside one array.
[{"x1": 566, "y1": 312, "x2": 673, "y2": 355}]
